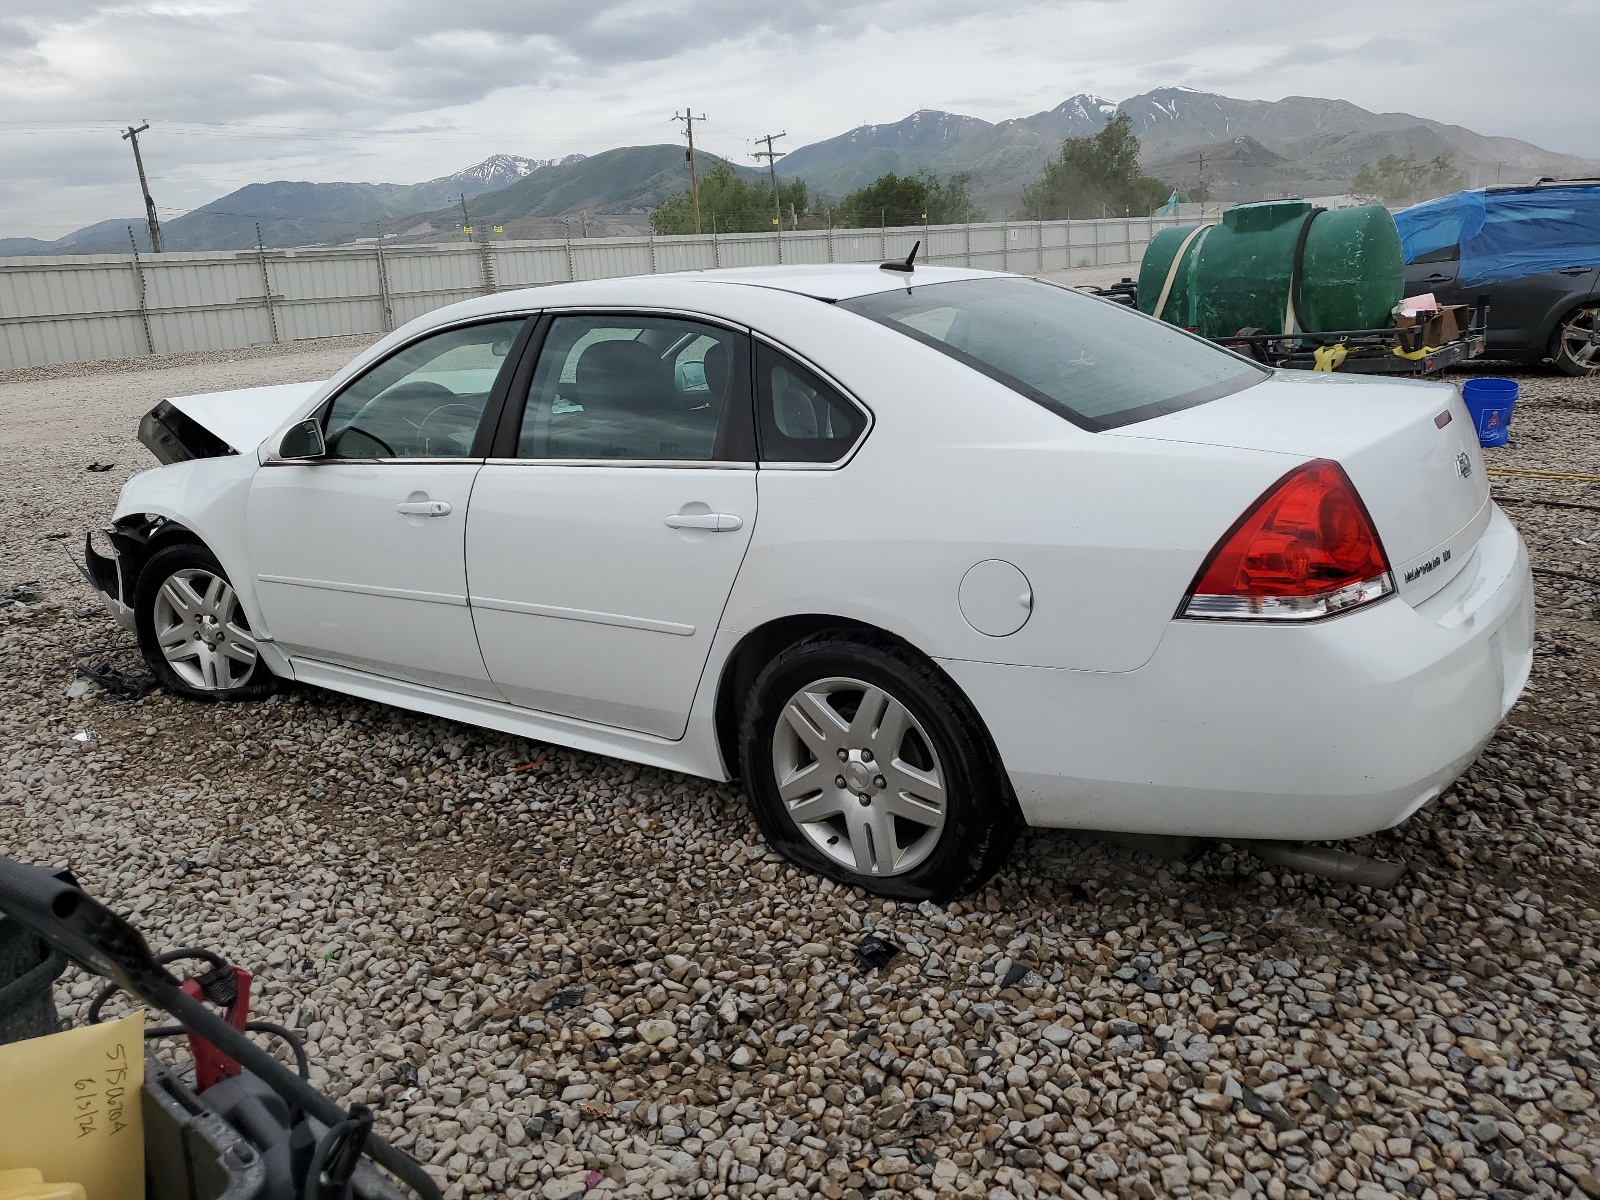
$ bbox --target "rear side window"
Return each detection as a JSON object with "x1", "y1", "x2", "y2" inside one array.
[
  {"x1": 755, "y1": 344, "x2": 868, "y2": 464},
  {"x1": 840, "y1": 277, "x2": 1266, "y2": 431}
]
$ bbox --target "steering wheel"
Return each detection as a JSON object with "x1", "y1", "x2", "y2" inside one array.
[
  {"x1": 384, "y1": 381, "x2": 461, "y2": 427},
  {"x1": 417, "y1": 401, "x2": 482, "y2": 452},
  {"x1": 330, "y1": 425, "x2": 395, "y2": 457}
]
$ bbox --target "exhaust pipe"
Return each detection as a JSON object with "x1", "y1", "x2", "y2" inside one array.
[{"x1": 1243, "y1": 840, "x2": 1407, "y2": 889}]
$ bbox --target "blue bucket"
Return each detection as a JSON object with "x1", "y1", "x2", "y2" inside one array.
[{"x1": 1460, "y1": 378, "x2": 1519, "y2": 447}]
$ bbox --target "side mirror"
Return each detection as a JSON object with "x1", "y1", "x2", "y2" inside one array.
[{"x1": 278, "y1": 418, "x2": 326, "y2": 460}]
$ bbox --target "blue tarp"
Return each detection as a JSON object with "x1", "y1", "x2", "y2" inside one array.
[{"x1": 1394, "y1": 186, "x2": 1600, "y2": 288}]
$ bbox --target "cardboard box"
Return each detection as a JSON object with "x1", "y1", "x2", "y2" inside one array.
[{"x1": 1396, "y1": 303, "x2": 1469, "y2": 346}]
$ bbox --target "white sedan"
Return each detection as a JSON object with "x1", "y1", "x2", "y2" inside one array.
[{"x1": 85, "y1": 264, "x2": 1534, "y2": 898}]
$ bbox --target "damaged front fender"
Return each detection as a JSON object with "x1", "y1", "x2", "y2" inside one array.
[{"x1": 79, "y1": 515, "x2": 188, "y2": 631}]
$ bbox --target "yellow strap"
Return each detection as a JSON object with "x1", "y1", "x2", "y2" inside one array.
[
  {"x1": 1392, "y1": 343, "x2": 1440, "y2": 361},
  {"x1": 1312, "y1": 344, "x2": 1348, "y2": 372},
  {"x1": 1152, "y1": 223, "x2": 1213, "y2": 323}
]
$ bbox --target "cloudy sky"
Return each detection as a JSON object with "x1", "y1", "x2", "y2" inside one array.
[{"x1": 1, "y1": 0, "x2": 1594, "y2": 240}]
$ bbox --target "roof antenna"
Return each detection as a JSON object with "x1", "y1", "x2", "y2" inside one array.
[{"x1": 880, "y1": 239, "x2": 919, "y2": 273}]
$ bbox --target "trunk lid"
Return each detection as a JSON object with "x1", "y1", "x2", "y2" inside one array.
[{"x1": 1111, "y1": 370, "x2": 1491, "y2": 603}]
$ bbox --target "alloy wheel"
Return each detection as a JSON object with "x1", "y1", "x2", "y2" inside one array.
[
  {"x1": 770, "y1": 676, "x2": 947, "y2": 877},
  {"x1": 1559, "y1": 306, "x2": 1600, "y2": 373},
  {"x1": 151, "y1": 568, "x2": 259, "y2": 691}
]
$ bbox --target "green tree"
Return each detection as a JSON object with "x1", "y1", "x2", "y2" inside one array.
[
  {"x1": 1352, "y1": 153, "x2": 1466, "y2": 207},
  {"x1": 1021, "y1": 112, "x2": 1170, "y2": 219},
  {"x1": 830, "y1": 171, "x2": 984, "y2": 227},
  {"x1": 651, "y1": 161, "x2": 809, "y2": 234}
]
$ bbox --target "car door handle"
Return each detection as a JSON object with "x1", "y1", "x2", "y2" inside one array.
[
  {"x1": 664, "y1": 512, "x2": 743, "y2": 532},
  {"x1": 1559, "y1": 267, "x2": 1593, "y2": 276},
  {"x1": 396, "y1": 500, "x2": 452, "y2": 517}
]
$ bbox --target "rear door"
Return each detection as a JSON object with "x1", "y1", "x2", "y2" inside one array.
[{"x1": 465, "y1": 312, "x2": 757, "y2": 738}]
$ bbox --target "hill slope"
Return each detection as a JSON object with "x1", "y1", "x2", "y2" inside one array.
[
  {"x1": 780, "y1": 88, "x2": 1600, "y2": 212},
  {"x1": 10, "y1": 154, "x2": 577, "y2": 255},
  {"x1": 777, "y1": 110, "x2": 1059, "y2": 211},
  {"x1": 383, "y1": 146, "x2": 773, "y2": 240}
]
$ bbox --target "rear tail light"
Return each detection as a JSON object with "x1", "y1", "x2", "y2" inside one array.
[{"x1": 1180, "y1": 459, "x2": 1394, "y2": 621}]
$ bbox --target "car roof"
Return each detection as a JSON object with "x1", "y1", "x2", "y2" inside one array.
[
  {"x1": 677, "y1": 263, "x2": 1005, "y2": 301},
  {"x1": 380, "y1": 264, "x2": 1019, "y2": 347}
]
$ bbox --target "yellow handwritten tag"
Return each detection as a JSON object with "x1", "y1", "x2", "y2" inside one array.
[{"x1": 0, "y1": 1011, "x2": 144, "y2": 1200}]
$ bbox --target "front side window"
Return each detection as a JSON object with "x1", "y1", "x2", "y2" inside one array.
[
  {"x1": 517, "y1": 315, "x2": 750, "y2": 461},
  {"x1": 840, "y1": 277, "x2": 1267, "y2": 431},
  {"x1": 324, "y1": 319, "x2": 526, "y2": 458}
]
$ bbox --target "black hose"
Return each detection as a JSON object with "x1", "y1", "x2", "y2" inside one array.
[
  {"x1": 1287, "y1": 207, "x2": 1326, "y2": 336},
  {"x1": 305, "y1": 1106, "x2": 374, "y2": 1200},
  {"x1": 1495, "y1": 494, "x2": 1600, "y2": 514},
  {"x1": 1532, "y1": 567, "x2": 1600, "y2": 588},
  {"x1": 88, "y1": 947, "x2": 233, "y2": 1024}
]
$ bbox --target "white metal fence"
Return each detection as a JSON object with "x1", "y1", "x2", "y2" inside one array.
[{"x1": 0, "y1": 216, "x2": 1194, "y2": 371}]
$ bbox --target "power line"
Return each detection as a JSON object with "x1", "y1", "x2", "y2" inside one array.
[
  {"x1": 121, "y1": 123, "x2": 162, "y2": 254},
  {"x1": 752, "y1": 132, "x2": 787, "y2": 230},
  {"x1": 672, "y1": 107, "x2": 707, "y2": 234}
]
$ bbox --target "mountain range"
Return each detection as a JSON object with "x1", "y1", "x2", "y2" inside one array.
[
  {"x1": 779, "y1": 87, "x2": 1600, "y2": 209},
  {"x1": 0, "y1": 153, "x2": 579, "y2": 256},
  {"x1": 6, "y1": 89, "x2": 1598, "y2": 256}
]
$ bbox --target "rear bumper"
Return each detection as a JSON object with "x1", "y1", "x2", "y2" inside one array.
[{"x1": 942, "y1": 504, "x2": 1534, "y2": 841}]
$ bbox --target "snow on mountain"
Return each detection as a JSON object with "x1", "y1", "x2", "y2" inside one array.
[{"x1": 435, "y1": 153, "x2": 589, "y2": 192}]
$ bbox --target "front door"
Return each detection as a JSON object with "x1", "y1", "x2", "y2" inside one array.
[
  {"x1": 466, "y1": 313, "x2": 756, "y2": 738},
  {"x1": 248, "y1": 317, "x2": 528, "y2": 696}
]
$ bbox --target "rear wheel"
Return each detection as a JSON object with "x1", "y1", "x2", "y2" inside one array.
[
  {"x1": 1552, "y1": 304, "x2": 1600, "y2": 376},
  {"x1": 738, "y1": 630, "x2": 1019, "y2": 900},
  {"x1": 135, "y1": 543, "x2": 278, "y2": 701}
]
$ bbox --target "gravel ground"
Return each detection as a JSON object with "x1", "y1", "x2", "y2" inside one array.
[{"x1": 2, "y1": 341, "x2": 1598, "y2": 1200}]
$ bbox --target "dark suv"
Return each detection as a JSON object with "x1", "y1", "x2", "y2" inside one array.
[{"x1": 1403, "y1": 178, "x2": 1600, "y2": 376}]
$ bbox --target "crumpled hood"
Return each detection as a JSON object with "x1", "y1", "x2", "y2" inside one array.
[{"x1": 158, "y1": 380, "x2": 325, "y2": 457}]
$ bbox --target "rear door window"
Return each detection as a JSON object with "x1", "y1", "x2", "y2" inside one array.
[{"x1": 516, "y1": 315, "x2": 753, "y2": 461}]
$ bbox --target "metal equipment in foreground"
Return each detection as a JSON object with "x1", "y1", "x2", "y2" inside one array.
[
  {"x1": 1083, "y1": 278, "x2": 1489, "y2": 377},
  {"x1": 0, "y1": 856, "x2": 441, "y2": 1200}
]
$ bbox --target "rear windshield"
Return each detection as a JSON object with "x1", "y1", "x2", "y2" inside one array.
[{"x1": 839, "y1": 276, "x2": 1267, "y2": 430}]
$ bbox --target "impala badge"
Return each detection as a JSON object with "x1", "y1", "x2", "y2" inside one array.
[{"x1": 1457, "y1": 451, "x2": 1473, "y2": 479}]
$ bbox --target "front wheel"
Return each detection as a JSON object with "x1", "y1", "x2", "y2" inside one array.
[
  {"x1": 738, "y1": 630, "x2": 1020, "y2": 900},
  {"x1": 134, "y1": 543, "x2": 278, "y2": 701},
  {"x1": 1552, "y1": 304, "x2": 1600, "y2": 376}
]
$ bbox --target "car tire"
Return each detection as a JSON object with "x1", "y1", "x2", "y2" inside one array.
[
  {"x1": 134, "y1": 543, "x2": 278, "y2": 702},
  {"x1": 1551, "y1": 303, "x2": 1600, "y2": 377},
  {"x1": 738, "y1": 629, "x2": 1020, "y2": 900}
]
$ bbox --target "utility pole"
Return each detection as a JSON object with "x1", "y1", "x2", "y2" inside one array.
[
  {"x1": 753, "y1": 132, "x2": 787, "y2": 230},
  {"x1": 459, "y1": 193, "x2": 473, "y2": 241},
  {"x1": 673, "y1": 107, "x2": 707, "y2": 233},
  {"x1": 121, "y1": 123, "x2": 163, "y2": 253},
  {"x1": 1192, "y1": 151, "x2": 1206, "y2": 207}
]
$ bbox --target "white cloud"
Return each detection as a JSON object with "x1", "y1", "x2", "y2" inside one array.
[{"x1": 0, "y1": 0, "x2": 1594, "y2": 239}]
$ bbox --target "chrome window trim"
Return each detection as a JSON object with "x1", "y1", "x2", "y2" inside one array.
[
  {"x1": 482, "y1": 458, "x2": 757, "y2": 470},
  {"x1": 261, "y1": 456, "x2": 488, "y2": 468}
]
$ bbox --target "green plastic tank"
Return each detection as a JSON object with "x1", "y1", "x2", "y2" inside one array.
[{"x1": 1138, "y1": 200, "x2": 1404, "y2": 337}]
